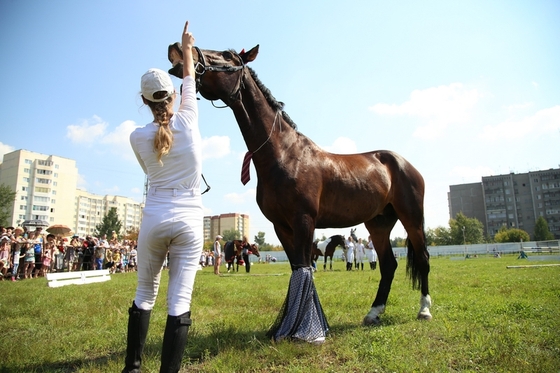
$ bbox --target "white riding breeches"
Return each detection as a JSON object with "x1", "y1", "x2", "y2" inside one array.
[{"x1": 134, "y1": 187, "x2": 203, "y2": 316}]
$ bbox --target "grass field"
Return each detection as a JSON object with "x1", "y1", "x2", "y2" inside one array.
[{"x1": 1, "y1": 255, "x2": 559, "y2": 372}]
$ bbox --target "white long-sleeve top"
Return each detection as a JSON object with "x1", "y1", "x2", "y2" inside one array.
[{"x1": 130, "y1": 75, "x2": 201, "y2": 191}]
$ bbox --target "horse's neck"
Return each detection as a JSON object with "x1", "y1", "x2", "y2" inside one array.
[{"x1": 230, "y1": 76, "x2": 295, "y2": 156}]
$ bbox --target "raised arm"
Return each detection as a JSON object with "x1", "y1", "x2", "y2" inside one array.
[{"x1": 182, "y1": 21, "x2": 195, "y2": 78}]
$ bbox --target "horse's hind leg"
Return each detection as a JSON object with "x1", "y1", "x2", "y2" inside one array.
[
  {"x1": 393, "y1": 189, "x2": 432, "y2": 321},
  {"x1": 404, "y1": 222, "x2": 432, "y2": 321},
  {"x1": 363, "y1": 212, "x2": 398, "y2": 326}
]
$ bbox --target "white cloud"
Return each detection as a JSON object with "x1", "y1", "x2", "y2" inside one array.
[
  {"x1": 102, "y1": 120, "x2": 139, "y2": 161},
  {"x1": 0, "y1": 142, "x2": 15, "y2": 160},
  {"x1": 369, "y1": 83, "x2": 481, "y2": 140},
  {"x1": 202, "y1": 136, "x2": 230, "y2": 160},
  {"x1": 102, "y1": 120, "x2": 138, "y2": 147},
  {"x1": 224, "y1": 188, "x2": 255, "y2": 204},
  {"x1": 479, "y1": 105, "x2": 560, "y2": 141},
  {"x1": 504, "y1": 102, "x2": 533, "y2": 111},
  {"x1": 66, "y1": 115, "x2": 108, "y2": 144},
  {"x1": 322, "y1": 137, "x2": 357, "y2": 154}
]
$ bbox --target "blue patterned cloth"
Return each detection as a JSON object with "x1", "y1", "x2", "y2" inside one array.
[{"x1": 268, "y1": 267, "x2": 329, "y2": 343}]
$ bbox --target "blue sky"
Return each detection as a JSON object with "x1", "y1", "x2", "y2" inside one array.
[{"x1": 1, "y1": 1, "x2": 559, "y2": 245}]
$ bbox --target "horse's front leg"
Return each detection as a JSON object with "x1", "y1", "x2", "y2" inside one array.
[{"x1": 363, "y1": 252, "x2": 397, "y2": 326}]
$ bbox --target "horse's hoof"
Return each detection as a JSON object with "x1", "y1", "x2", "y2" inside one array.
[
  {"x1": 362, "y1": 315, "x2": 381, "y2": 326},
  {"x1": 417, "y1": 312, "x2": 433, "y2": 321}
]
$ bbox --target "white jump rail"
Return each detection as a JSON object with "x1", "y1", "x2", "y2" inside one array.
[{"x1": 46, "y1": 270, "x2": 111, "y2": 288}]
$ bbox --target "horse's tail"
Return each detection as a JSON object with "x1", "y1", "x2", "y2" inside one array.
[{"x1": 405, "y1": 220, "x2": 428, "y2": 290}]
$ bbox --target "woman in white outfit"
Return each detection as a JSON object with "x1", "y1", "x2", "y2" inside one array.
[
  {"x1": 355, "y1": 238, "x2": 365, "y2": 270},
  {"x1": 213, "y1": 235, "x2": 222, "y2": 275},
  {"x1": 366, "y1": 235, "x2": 378, "y2": 270},
  {"x1": 346, "y1": 236, "x2": 355, "y2": 271},
  {"x1": 123, "y1": 20, "x2": 201, "y2": 373}
]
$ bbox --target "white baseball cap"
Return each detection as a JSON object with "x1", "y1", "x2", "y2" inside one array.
[{"x1": 141, "y1": 68, "x2": 175, "y2": 102}]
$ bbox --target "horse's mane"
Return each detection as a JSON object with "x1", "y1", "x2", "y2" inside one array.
[{"x1": 247, "y1": 66, "x2": 298, "y2": 131}]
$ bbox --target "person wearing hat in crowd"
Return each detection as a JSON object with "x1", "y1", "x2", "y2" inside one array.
[
  {"x1": 31, "y1": 227, "x2": 44, "y2": 278},
  {"x1": 0, "y1": 236, "x2": 10, "y2": 280},
  {"x1": 66, "y1": 235, "x2": 79, "y2": 271},
  {"x1": 23, "y1": 231, "x2": 36, "y2": 279},
  {"x1": 213, "y1": 235, "x2": 223, "y2": 275},
  {"x1": 10, "y1": 227, "x2": 25, "y2": 280},
  {"x1": 123, "y1": 20, "x2": 202, "y2": 373},
  {"x1": 82, "y1": 235, "x2": 95, "y2": 271}
]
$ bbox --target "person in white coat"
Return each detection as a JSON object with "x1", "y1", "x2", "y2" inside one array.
[
  {"x1": 355, "y1": 238, "x2": 365, "y2": 270},
  {"x1": 346, "y1": 236, "x2": 355, "y2": 271},
  {"x1": 366, "y1": 235, "x2": 378, "y2": 270},
  {"x1": 213, "y1": 235, "x2": 222, "y2": 275}
]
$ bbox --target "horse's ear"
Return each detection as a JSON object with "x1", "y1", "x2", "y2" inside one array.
[{"x1": 240, "y1": 45, "x2": 259, "y2": 64}]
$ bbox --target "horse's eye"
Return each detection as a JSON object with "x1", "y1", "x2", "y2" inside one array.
[{"x1": 222, "y1": 51, "x2": 233, "y2": 60}]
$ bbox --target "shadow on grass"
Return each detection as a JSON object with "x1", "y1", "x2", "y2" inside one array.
[{"x1": 1, "y1": 352, "x2": 122, "y2": 373}]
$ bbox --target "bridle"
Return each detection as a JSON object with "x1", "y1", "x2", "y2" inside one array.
[{"x1": 193, "y1": 46, "x2": 246, "y2": 107}]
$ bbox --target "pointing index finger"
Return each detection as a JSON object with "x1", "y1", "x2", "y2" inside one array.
[{"x1": 184, "y1": 20, "x2": 189, "y2": 33}]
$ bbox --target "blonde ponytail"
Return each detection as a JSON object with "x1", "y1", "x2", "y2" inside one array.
[{"x1": 146, "y1": 94, "x2": 174, "y2": 164}]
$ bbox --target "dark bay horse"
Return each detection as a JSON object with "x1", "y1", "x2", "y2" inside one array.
[
  {"x1": 167, "y1": 43, "x2": 431, "y2": 341},
  {"x1": 312, "y1": 235, "x2": 347, "y2": 270},
  {"x1": 224, "y1": 240, "x2": 261, "y2": 272},
  {"x1": 223, "y1": 240, "x2": 243, "y2": 272}
]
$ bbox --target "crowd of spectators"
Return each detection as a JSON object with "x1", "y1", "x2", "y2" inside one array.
[{"x1": 0, "y1": 226, "x2": 138, "y2": 281}]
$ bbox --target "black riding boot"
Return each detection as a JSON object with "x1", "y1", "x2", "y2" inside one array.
[
  {"x1": 160, "y1": 311, "x2": 192, "y2": 373},
  {"x1": 123, "y1": 302, "x2": 151, "y2": 373}
]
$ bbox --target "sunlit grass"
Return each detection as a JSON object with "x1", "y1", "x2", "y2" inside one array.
[{"x1": 1, "y1": 255, "x2": 559, "y2": 372}]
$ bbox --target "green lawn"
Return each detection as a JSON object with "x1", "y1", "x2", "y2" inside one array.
[{"x1": 1, "y1": 255, "x2": 559, "y2": 372}]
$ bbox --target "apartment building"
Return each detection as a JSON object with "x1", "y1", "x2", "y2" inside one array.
[
  {"x1": 448, "y1": 168, "x2": 560, "y2": 238},
  {"x1": 203, "y1": 213, "x2": 250, "y2": 242},
  {"x1": 0, "y1": 149, "x2": 78, "y2": 227},
  {"x1": 74, "y1": 189, "x2": 143, "y2": 237},
  {"x1": 0, "y1": 149, "x2": 143, "y2": 236}
]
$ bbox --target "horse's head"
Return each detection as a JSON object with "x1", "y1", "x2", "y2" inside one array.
[
  {"x1": 350, "y1": 228, "x2": 358, "y2": 243},
  {"x1": 250, "y1": 243, "x2": 261, "y2": 258},
  {"x1": 232, "y1": 240, "x2": 244, "y2": 254},
  {"x1": 332, "y1": 235, "x2": 348, "y2": 252},
  {"x1": 168, "y1": 42, "x2": 259, "y2": 104}
]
